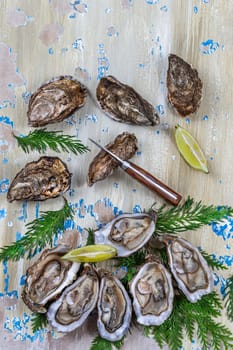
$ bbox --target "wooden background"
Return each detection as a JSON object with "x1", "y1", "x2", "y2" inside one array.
[{"x1": 0, "y1": 1, "x2": 232, "y2": 349}]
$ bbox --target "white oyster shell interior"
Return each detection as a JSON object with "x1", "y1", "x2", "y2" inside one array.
[
  {"x1": 94, "y1": 213, "x2": 156, "y2": 257},
  {"x1": 47, "y1": 264, "x2": 99, "y2": 332},
  {"x1": 97, "y1": 273, "x2": 132, "y2": 341},
  {"x1": 130, "y1": 262, "x2": 174, "y2": 326},
  {"x1": 165, "y1": 235, "x2": 214, "y2": 302}
]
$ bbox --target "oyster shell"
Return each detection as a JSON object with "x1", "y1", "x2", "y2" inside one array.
[
  {"x1": 7, "y1": 156, "x2": 71, "y2": 202},
  {"x1": 22, "y1": 246, "x2": 80, "y2": 313},
  {"x1": 47, "y1": 264, "x2": 99, "y2": 332},
  {"x1": 94, "y1": 212, "x2": 156, "y2": 257},
  {"x1": 97, "y1": 270, "x2": 132, "y2": 341},
  {"x1": 96, "y1": 76, "x2": 160, "y2": 126},
  {"x1": 87, "y1": 132, "x2": 138, "y2": 186},
  {"x1": 167, "y1": 54, "x2": 202, "y2": 116},
  {"x1": 28, "y1": 76, "x2": 87, "y2": 127},
  {"x1": 130, "y1": 261, "x2": 174, "y2": 326},
  {"x1": 161, "y1": 235, "x2": 214, "y2": 302}
]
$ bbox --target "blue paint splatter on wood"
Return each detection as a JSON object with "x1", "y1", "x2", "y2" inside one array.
[
  {"x1": 156, "y1": 104, "x2": 165, "y2": 116},
  {"x1": 72, "y1": 38, "x2": 84, "y2": 50},
  {"x1": 200, "y1": 39, "x2": 220, "y2": 55},
  {"x1": 0, "y1": 178, "x2": 9, "y2": 193},
  {"x1": 48, "y1": 48, "x2": 54, "y2": 55},
  {"x1": 146, "y1": 0, "x2": 159, "y2": 4},
  {"x1": 0, "y1": 115, "x2": 14, "y2": 127},
  {"x1": 160, "y1": 5, "x2": 168, "y2": 12},
  {"x1": 97, "y1": 43, "x2": 110, "y2": 80},
  {"x1": 0, "y1": 208, "x2": 7, "y2": 219},
  {"x1": 212, "y1": 217, "x2": 233, "y2": 241}
]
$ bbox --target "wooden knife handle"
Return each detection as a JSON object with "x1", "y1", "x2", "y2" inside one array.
[{"x1": 124, "y1": 161, "x2": 182, "y2": 206}]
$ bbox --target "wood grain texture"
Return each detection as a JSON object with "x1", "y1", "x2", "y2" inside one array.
[{"x1": 0, "y1": 0, "x2": 232, "y2": 349}]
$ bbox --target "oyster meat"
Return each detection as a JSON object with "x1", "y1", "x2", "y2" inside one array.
[
  {"x1": 28, "y1": 76, "x2": 87, "y2": 127},
  {"x1": 97, "y1": 270, "x2": 132, "y2": 341},
  {"x1": 96, "y1": 76, "x2": 160, "y2": 126},
  {"x1": 94, "y1": 212, "x2": 157, "y2": 257},
  {"x1": 167, "y1": 54, "x2": 202, "y2": 116},
  {"x1": 87, "y1": 132, "x2": 138, "y2": 186},
  {"x1": 162, "y1": 235, "x2": 214, "y2": 302},
  {"x1": 130, "y1": 261, "x2": 174, "y2": 326},
  {"x1": 22, "y1": 246, "x2": 80, "y2": 313},
  {"x1": 47, "y1": 264, "x2": 99, "y2": 332},
  {"x1": 7, "y1": 156, "x2": 71, "y2": 202}
]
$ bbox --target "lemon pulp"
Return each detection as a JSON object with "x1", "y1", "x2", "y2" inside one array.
[
  {"x1": 61, "y1": 244, "x2": 117, "y2": 262},
  {"x1": 174, "y1": 124, "x2": 209, "y2": 173}
]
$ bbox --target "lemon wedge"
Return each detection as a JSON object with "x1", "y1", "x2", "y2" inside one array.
[
  {"x1": 174, "y1": 124, "x2": 209, "y2": 173},
  {"x1": 61, "y1": 244, "x2": 117, "y2": 263}
]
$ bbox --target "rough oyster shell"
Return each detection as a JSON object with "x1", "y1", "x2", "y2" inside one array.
[
  {"x1": 47, "y1": 264, "x2": 99, "y2": 332},
  {"x1": 22, "y1": 246, "x2": 80, "y2": 313},
  {"x1": 87, "y1": 132, "x2": 138, "y2": 186},
  {"x1": 130, "y1": 261, "x2": 174, "y2": 326},
  {"x1": 97, "y1": 270, "x2": 132, "y2": 341},
  {"x1": 162, "y1": 235, "x2": 214, "y2": 302},
  {"x1": 96, "y1": 76, "x2": 160, "y2": 126},
  {"x1": 7, "y1": 156, "x2": 71, "y2": 202},
  {"x1": 167, "y1": 54, "x2": 202, "y2": 116},
  {"x1": 94, "y1": 212, "x2": 156, "y2": 257},
  {"x1": 28, "y1": 76, "x2": 87, "y2": 127}
]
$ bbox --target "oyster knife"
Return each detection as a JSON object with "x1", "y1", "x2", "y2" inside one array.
[{"x1": 89, "y1": 138, "x2": 182, "y2": 206}]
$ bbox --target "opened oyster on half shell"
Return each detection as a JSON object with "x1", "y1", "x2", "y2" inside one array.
[
  {"x1": 167, "y1": 54, "x2": 202, "y2": 117},
  {"x1": 96, "y1": 76, "x2": 160, "y2": 126},
  {"x1": 94, "y1": 212, "x2": 157, "y2": 257},
  {"x1": 7, "y1": 156, "x2": 71, "y2": 202},
  {"x1": 28, "y1": 76, "x2": 87, "y2": 127},
  {"x1": 87, "y1": 132, "x2": 138, "y2": 186},
  {"x1": 130, "y1": 261, "x2": 174, "y2": 325},
  {"x1": 161, "y1": 235, "x2": 214, "y2": 302},
  {"x1": 47, "y1": 264, "x2": 99, "y2": 332},
  {"x1": 97, "y1": 269, "x2": 132, "y2": 341},
  {"x1": 22, "y1": 246, "x2": 80, "y2": 313}
]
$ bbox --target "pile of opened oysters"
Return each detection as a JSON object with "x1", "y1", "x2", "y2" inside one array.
[{"x1": 22, "y1": 213, "x2": 213, "y2": 340}]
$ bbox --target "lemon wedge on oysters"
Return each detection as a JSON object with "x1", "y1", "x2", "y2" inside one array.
[
  {"x1": 61, "y1": 244, "x2": 117, "y2": 263},
  {"x1": 174, "y1": 124, "x2": 209, "y2": 174}
]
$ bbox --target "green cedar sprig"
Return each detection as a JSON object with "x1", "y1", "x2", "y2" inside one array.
[
  {"x1": 90, "y1": 336, "x2": 124, "y2": 350},
  {"x1": 155, "y1": 197, "x2": 233, "y2": 234},
  {"x1": 144, "y1": 292, "x2": 233, "y2": 350},
  {"x1": 0, "y1": 198, "x2": 74, "y2": 261},
  {"x1": 224, "y1": 275, "x2": 233, "y2": 321},
  {"x1": 86, "y1": 228, "x2": 95, "y2": 246},
  {"x1": 31, "y1": 313, "x2": 48, "y2": 333},
  {"x1": 14, "y1": 128, "x2": 90, "y2": 155}
]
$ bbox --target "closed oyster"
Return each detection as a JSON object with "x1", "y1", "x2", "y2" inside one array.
[
  {"x1": 130, "y1": 261, "x2": 174, "y2": 325},
  {"x1": 94, "y1": 212, "x2": 156, "y2": 257},
  {"x1": 22, "y1": 246, "x2": 80, "y2": 313},
  {"x1": 47, "y1": 264, "x2": 99, "y2": 332},
  {"x1": 28, "y1": 76, "x2": 87, "y2": 127},
  {"x1": 96, "y1": 76, "x2": 160, "y2": 126},
  {"x1": 167, "y1": 54, "x2": 202, "y2": 116},
  {"x1": 7, "y1": 156, "x2": 71, "y2": 202},
  {"x1": 97, "y1": 270, "x2": 132, "y2": 341},
  {"x1": 87, "y1": 132, "x2": 138, "y2": 186},
  {"x1": 161, "y1": 235, "x2": 213, "y2": 302}
]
